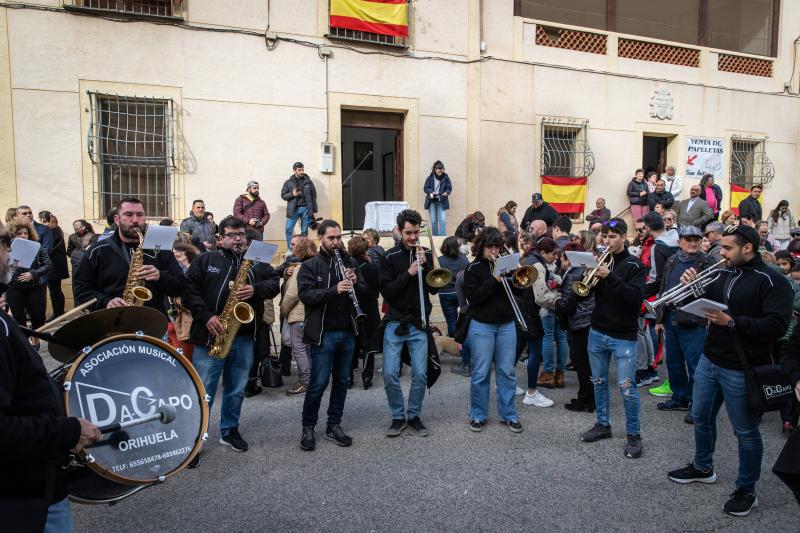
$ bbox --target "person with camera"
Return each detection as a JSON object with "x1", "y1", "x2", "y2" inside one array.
[
  {"x1": 233, "y1": 180, "x2": 270, "y2": 240},
  {"x1": 281, "y1": 162, "x2": 319, "y2": 248},
  {"x1": 422, "y1": 161, "x2": 452, "y2": 236}
]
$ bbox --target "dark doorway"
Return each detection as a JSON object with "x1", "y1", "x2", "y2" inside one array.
[
  {"x1": 642, "y1": 135, "x2": 668, "y2": 176},
  {"x1": 341, "y1": 110, "x2": 403, "y2": 231}
]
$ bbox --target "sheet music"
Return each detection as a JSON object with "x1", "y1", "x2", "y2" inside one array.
[
  {"x1": 8, "y1": 238, "x2": 40, "y2": 269},
  {"x1": 142, "y1": 225, "x2": 179, "y2": 252},
  {"x1": 245, "y1": 241, "x2": 278, "y2": 264}
]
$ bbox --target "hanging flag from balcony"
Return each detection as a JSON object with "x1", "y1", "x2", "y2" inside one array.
[
  {"x1": 330, "y1": 0, "x2": 409, "y2": 37},
  {"x1": 541, "y1": 176, "x2": 588, "y2": 213},
  {"x1": 730, "y1": 184, "x2": 762, "y2": 216}
]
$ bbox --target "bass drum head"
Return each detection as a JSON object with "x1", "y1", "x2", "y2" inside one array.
[
  {"x1": 66, "y1": 466, "x2": 147, "y2": 505},
  {"x1": 63, "y1": 334, "x2": 209, "y2": 486}
]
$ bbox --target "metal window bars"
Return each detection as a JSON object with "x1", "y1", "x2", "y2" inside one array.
[
  {"x1": 729, "y1": 135, "x2": 775, "y2": 188},
  {"x1": 326, "y1": 0, "x2": 410, "y2": 48},
  {"x1": 540, "y1": 117, "x2": 595, "y2": 178},
  {"x1": 87, "y1": 92, "x2": 176, "y2": 219},
  {"x1": 70, "y1": 0, "x2": 180, "y2": 18}
]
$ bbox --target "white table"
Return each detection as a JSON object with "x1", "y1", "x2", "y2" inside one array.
[{"x1": 363, "y1": 201, "x2": 409, "y2": 232}]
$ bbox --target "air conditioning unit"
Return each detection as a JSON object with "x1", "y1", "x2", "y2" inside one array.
[{"x1": 320, "y1": 142, "x2": 334, "y2": 173}]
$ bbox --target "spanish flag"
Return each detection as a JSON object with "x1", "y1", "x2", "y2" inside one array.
[
  {"x1": 330, "y1": 0, "x2": 409, "y2": 37},
  {"x1": 730, "y1": 184, "x2": 762, "y2": 216},
  {"x1": 541, "y1": 176, "x2": 588, "y2": 213}
]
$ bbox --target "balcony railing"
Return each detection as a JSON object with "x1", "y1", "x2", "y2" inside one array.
[{"x1": 65, "y1": 1, "x2": 184, "y2": 20}]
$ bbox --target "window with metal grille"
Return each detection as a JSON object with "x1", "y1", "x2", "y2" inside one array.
[
  {"x1": 541, "y1": 118, "x2": 594, "y2": 220},
  {"x1": 67, "y1": 1, "x2": 182, "y2": 19},
  {"x1": 88, "y1": 93, "x2": 175, "y2": 219},
  {"x1": 327, "y1": 1, "x2": 410, "y2": 48},
  {"x1": 729, "y1": 136, "x2": 774, "y2": 188}
]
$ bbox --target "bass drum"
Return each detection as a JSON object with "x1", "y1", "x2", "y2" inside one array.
[{"x1": 61, "y1": 334, "x2": 209, "y2": 504}]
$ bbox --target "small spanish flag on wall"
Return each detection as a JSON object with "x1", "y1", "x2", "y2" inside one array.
[
  {"x1": 330, "y1": 0, "x2": 409, "y2": 37},
  {"x1": 541, "y1": 176, "x2": 588, "y2": 213},
  {"x1": 730, "y1": 184, "x2": 762, "y2": 216}
]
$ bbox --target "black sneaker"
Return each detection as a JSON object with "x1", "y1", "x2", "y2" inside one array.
[
  {"x1": 244, "y1": 381, "x2": 262, "y2": 398},
  {"x1": 657, "y1": 399, "x2": 690, "y2": 411},
  {"x1": 219, "y1": 429, "x2": 248, "y2": 452},
  {"x1": 300, "y1": 426, "x2": 316, "y2": 451},
  {"x1": 684, "y1": 413, "x2": 695, "y2": 425},
  {"x1": 469, "y1": 419, "x2": 485, "y2": 432},
  {"x1": 386, "y1": 419, "x2": 406, "y2": 437},
  {"x1": 450, "y1": 364, "x2": 471, "y2": 377},
  {"x1": 186, "y1": 453, "x2": 200, "y2": 469},
  {"x1": 668, "y1": 463, "x2": 717, "y2": 484},
  {"x1": 502, "y1": 420, "x2": 523, "y2": 433},
  {"x1": 407, "y1": 416, "x2": 430, "y2": 437},
  {"x1": 580, "y1": 423, "x2": 612, "y2": 442},
  {"x1": 325, "y1": 425, "x2": 353, "y2": 447},
  {"x1": 635, "y1": 369, "x2": 653, "y2": 387},
  {"x1": 723, "y1": 488, "x2": 758, "y2": 517},
  {"x1": 647, "y1": 367, "x2": 660, "y2": 383},
  {"x1": 624, "y1": 434, "x2": 642, "y2": 458}
]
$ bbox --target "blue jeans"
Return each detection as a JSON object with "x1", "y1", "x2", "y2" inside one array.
[
  {"x1": 526, "y1": 337, "x2": 544, "y2": 389},
  {"x1": 542, "y1": 312, "x2": 569, "y2": 372},
  {"x1": 692, "y1": 355, "x2": 762, "y2": 493},
  {"x1": 439, "y1": 293, "x2": 459, "y2": 337},
  {"x1": 285, "y1": 206, "x2": 311, "y2": 248},
  {"x1": 44, "y1": 498, "x2": 72, "y2": 533},
  {"x1": 663, "y1": 313, "x2": 706, "y2": 404},
  {"x1": 428, "y1": 203, "x2": 446, "y2": 236},
  {"x1": 588, "y1": 329, "x2": 641, "y2": 435},
  {"x1": 382, "y1": 321, "x2": 428, "y2": 419},
  {"x1": 193, "y1": 336, "x2": 253, "y2": 436},
  {"x1": 467, "y1": 320, "x2": 518, "y2": 422},
  {"x1": 301, "y1": 329, "x2": 355, "y2": 427}
]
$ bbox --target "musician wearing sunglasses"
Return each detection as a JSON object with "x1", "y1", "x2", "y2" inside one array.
[
  {"x1": 667, "y1": 224, "x2": 792, "y2": 517},
  {"x1": 578, "y1": 218, "x2": 646, "y2": 460},
  {"x1": 73, "y1": 197, "x2": 185, "y2": 315},
  {"x1": 0, "y1": 226, "x2": 103, "y2": 533},
  {"x1": 462, "y1": 227, "x2": 524, "y2": 432}
]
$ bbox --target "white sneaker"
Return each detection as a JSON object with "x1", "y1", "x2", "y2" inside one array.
[
  {"x1": 515, "y1": 386, "x2": 525, "y2": 396},
  {"x1": 523, "y1": 391, "x2": 554, "y2": 407}
]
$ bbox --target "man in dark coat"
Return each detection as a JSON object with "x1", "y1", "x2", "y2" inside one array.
[
  {"x1": 521, "y1": 193, "x2": 559, "y2": 231},
  {"x1": 280, "y1": 162, "x2": 318, "y2": 248},
  {"x1": 738, "y1": 184, "x2": 763, "y2": 224}
]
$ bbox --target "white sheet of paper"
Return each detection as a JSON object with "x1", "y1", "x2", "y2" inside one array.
[
  {"x1": 142, "y1": 225, "x2": 179, "y2": 252},
  {"x1": 565, "y1": 251, "x2": 598, "y2": 268},
  {"x1": 679, "y1": 298, "x2": 728, "y2": 319},
  {"x1": 245, "y1": 241, "x2": 278, "y2": 264},
  {"x1": 493, "y1": 252, "x2": 520, "y2": 276},
  {"x1": 9, "y1": 238, "x2": 40, "y2": 269}
]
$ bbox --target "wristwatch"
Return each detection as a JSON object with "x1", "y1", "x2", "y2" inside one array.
[{"x1": 727, "y1": 318, "x2": 736, "y2": 329}]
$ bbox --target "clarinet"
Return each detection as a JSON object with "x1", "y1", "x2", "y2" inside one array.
[{"x1": 333, "y1": 249, "x2": 366, "y2": 321}]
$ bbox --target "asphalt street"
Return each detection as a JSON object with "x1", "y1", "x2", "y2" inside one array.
[{"x1": 69, "y1": 354, "x2": 798, "y2": 533}]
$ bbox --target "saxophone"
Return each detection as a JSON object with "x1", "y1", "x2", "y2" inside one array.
[
  {"x1": 209, "y1": 258, "x2": 255, "y2": 359},
  {"x1": 123, "y1": 229, "x2": 153, "y2": 306}
]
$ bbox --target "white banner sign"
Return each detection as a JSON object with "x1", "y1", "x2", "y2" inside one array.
[{"x1": 686, "y1": 137, "x2": 724, "y2": 179}]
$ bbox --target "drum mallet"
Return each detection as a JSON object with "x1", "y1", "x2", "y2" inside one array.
[{"x1": 98, "y1": 405, "x2": 177, "y2": 434}]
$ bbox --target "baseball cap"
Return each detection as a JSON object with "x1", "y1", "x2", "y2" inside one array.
[
  {"x1": 678, "y1": 225, "x2": 702, "y2": 238},
  {"x1": 703, "y1": 221, "x2": 724, "y2": 236},
  {"x1": 722, "y1": 224, "x2": 760, "y2": 249},
  {"x1": 531, "y1": 193, "x2": 543, "y2": 202},
  {"x1": 246, "y1": 180, "x2": 259, "y2": 188}
]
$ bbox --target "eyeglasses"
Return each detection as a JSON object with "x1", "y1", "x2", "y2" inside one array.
[{"x1": 223, "y1": 231, "x2": 246, "y2": 239}]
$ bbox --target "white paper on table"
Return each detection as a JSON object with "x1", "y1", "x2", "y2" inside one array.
[
  {"x1": 8, "y1": 238, "x2": 40, "y2": 269},
  {"x1": 565, "y1": 251, "x2": 598, "y2": 268},
  {"x1": 142, "y1": 225, "x2": 179, "y2": 252},
  {"x1": 678, "y1": 298, "x2": 728, "y2": 319},
  {"x1": 493, "y1": 252, "x2": 520, "y2": 276},
  {"x1": 245, "y1": 241, "x2": 278, "y2": 264}
]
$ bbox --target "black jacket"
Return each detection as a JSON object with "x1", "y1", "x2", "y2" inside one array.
[
  {"x1": 379, "y1": 243, "x2": 439, "y2": 325},
  {"x1": 648, "y1": 190, "x2": 675, "y2": 211},
  {"x1": 355, "y1": 257, "x2": 381, "y2": 347},
  {"x1": 423, "y1": 173, "x2": 453, "y2": 210},
  {"x1": 281, "y1": 174, "x2": 318, "y2": 217},
  {"x1": 9, "y1": 246, "x2": 51, "y2": 289},
  {"x1": 455, "y1": 215, "x2": 484, "y2": 241},
  {"x1": 463, "y1": 258, "x2": 518, "y2": 325},
  {"x1": 297, "y1": 248, "x2": 367, "y2": 345},
  {"x1": 656, "y1": 252, "x2": 717, "y2": 327},
  {"x1": 48, "y1": 226, "x2": 69, "y2": 281},
  {"x1": 627, "y1": 178, "x2": 649, "y2": 206},
  {"x1": 555, "y1": 266, "x2": 594, "y2": 332},
  {"x1": 73, "y1": 232, "x2": 185, "y2": 314},
  {"x1": 516, "y1": 254, "x2": 545, "y2": 338},
  {"x1": 702, "y1": 256, "x2": 792, "y2": 370},
  {"x1": 590, "y1": 249, "x2": 646, "y2": 341},
  {"x1": 738, "y1": 196, "x2": 762, "y2": 222},
  {"x1": 781, "y1": 322, "x2": 800, "y2": 389},
  {"x1": 0, "y1": 313, "x2": 81, "y2": 532},
  {"x1": 521, "y1": 202, "x2": 559, "y2": 231},
  {"x1": 182, "y1": 248, "x2": 280, "y2": 347}
]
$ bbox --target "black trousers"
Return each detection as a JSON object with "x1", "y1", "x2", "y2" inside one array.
[
  {"x1": 7, "y1": 285, "x2": 47, "y2": 330},
  {"x1": 48, "y1": 279, "x2": 65, "y2": 317},
  {"x1": 570, "y1": 327, "x2": 594, "y2": 406}
]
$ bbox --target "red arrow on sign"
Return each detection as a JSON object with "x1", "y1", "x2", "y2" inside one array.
[{"x1": 687, "y1": 155, "x2": 698, "y2": 166}]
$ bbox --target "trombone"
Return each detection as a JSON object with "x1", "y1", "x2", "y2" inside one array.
[
  {"x1": 572, "y1": 249, "x2": 614, "y2": 297},
  {"x1": 493, "y1": 250, "x2": 538, "y2": 332},
  {"x1": 643, "y1": 258, "x2": 726, "y2": 315}
]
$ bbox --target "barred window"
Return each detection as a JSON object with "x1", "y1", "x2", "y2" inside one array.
[
  {"x1": 67, "y1": 1, "x2": 182, "y2": 19},
  {"x1": 730, "y1": 136, "x2": 774, "y2": 188},
  {"x1": 88, "y1": 93, "x2": 175, "y2": 219},
  {"x1": 541, "y1": 118, "x2": 595, "y2": 178}
]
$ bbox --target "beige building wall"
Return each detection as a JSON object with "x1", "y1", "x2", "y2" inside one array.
[{"x1": 1, "y1": 0, "x2": 799, "y2": 247}]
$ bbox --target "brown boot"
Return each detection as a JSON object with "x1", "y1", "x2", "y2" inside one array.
[
  {"x1": 538, "y1": 371, "x2": 555, "y2": 389},
  {"x1": 554, "y1": 369, "x2": 565, "y2": 388}
]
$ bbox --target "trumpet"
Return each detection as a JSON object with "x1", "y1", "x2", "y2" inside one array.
[
  {"x1": 572, "y1": 249, "x2": 613, "y2": 297},
  {"x1": 644, "y1": 258, "x2": 726, "y2": 315},
  {"x1": 424, "y1": 224, "x2": 453, "y2": 288}
]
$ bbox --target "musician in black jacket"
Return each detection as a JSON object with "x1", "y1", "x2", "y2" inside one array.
[
  {"x1": 463, "y1": 227, "x2": 524, "y2": 433},
  {"x1": 73, "y1": 197, "x2": 185, "y2": 315},
  {"x1": 347, "y1": 235, "x2": 379, "y2": 390},
  {"x1": 579, "y1": 218, "x2": 646, "y2": 460},
  {"x1": 0, "y1": 225, "x2": 102, "y2": 533},
  {"x1": 380, "y1": 210, "x2": 439, "y2": 438},
  {"x1": 668, "y1": 224, "x2": 792, "y2": 517},
  {"x1": 297, "y1": 220, "x2": 366, "y2": 452},
  {"x1": 183, "y1": 216, "x2": 280, "y2": 463}
]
